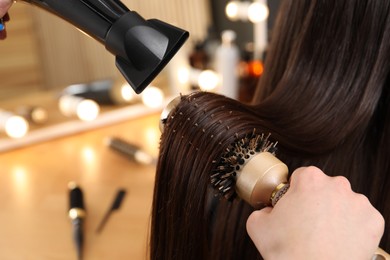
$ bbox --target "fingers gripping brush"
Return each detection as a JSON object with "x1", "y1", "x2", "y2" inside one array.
[
  {"x1": 160, "y1": 92, "x2": 389, "y2": 259},
  {"x1": 214, "y1": 134, "x2": 389, "y2": 259},
  {"x1": 213, "y1": 133, "x2": 389, "y2": 260}
]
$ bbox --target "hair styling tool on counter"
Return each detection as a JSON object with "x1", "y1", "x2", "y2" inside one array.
[
  {"x1": 60, "y1": 78, "x2": 141, "y2": 105},
  {"x1": 61, "y1": 79, "x2": 116, "y2": 105},
  {"x1": 96, "y1": 189, "x2": 127, "y2": 234},
  {"x1": 68, "y1": 182, "x2": 86, "y2": 260},
  {"x1": 106, "y1": 136, "x2": 156, "y2": 165},
  {"x1": 159, "y1": 92, "x2": 389, "y2": 260},
  {"x1": 17, "y1": 0, "x2": 189, "y2": 94}
]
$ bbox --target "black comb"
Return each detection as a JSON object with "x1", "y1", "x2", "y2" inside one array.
[{"x1": 96, "y1": 189, "x2": 127, "y2": 233}]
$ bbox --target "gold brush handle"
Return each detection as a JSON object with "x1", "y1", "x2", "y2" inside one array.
[{"x1": 237, "y1": 152, "x2": 389, "y2": 259}]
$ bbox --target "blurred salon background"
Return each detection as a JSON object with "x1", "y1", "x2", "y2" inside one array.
[{"x1": 0, "y1": 1, "x2": 280, "y2": 259}]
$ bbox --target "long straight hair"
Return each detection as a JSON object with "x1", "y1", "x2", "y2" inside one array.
[{"x1": 151, "y1": 0, "x2": 390, "y2": 259}]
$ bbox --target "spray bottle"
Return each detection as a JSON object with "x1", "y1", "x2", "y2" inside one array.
[{"x1": 215, "y1": 30, "x2": 240, "y2": 99}]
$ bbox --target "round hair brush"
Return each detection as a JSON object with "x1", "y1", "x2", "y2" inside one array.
[
  {"x1": 211, "y1": 132, "x2": 290, "y2": 209},
  {"x1": 160, "y1": 94, "x2": 289, "y2": 209}
]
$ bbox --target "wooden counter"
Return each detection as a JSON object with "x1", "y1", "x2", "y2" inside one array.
[{"x1": 0, "y1": 113, "x2": 161, "y2": 259}]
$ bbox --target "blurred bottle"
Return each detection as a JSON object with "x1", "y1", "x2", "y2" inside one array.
[
  {"x1": 202, "y1": 26, "x2": 220, "y2": 68},
  {"x1": 238, "y1": 43, "x2": 264, "y2": 103},
  {"x1": 189, "y1": 41, "x2": 209, "y2": 70},
  {"x1": 215, "y1": 30, "x2": 240, "y2": 99},
  {"x1": 189, "y1": 41, "x2": 209, "y2": 90}
]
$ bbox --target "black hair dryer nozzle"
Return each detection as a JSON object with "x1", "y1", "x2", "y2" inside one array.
[{"x1": 20, "y1": 0, "x2": 189, "y2": 94}]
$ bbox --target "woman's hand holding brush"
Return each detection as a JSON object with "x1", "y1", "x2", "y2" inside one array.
[{"x1": 246, "y1": 166, "x2": 385, "y2": 260}]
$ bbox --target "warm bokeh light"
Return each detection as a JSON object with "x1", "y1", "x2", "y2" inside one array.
[
  {"x1": 225, "y1": 1, "x2": 240, "y2": 20},
  {"x1": 249, "y1": 61, "x2": 264, "y2": 76},
  {"x1": 59, "y1": 95, "x2": 100, "y2": 121},
  {"x1": 76, "y1": 99, "x2": 100, "y2": 121},
  {"x1": 145, "y1": 126, "x2": 161, "y2": 147},
  {"x1": 120, "y1": 83, "x2": 137, "y2": 102},
  {"x1": 5, "y1": 115, "x2": 29, "y2": 138},
  {"x1": 141, "y1": 86, "x2": 165, "y2": 108},
  {"x1": 184, "y1": 68, "x2": 219, "y2": 91},
  {"x1": 142, "y1": 126, "x2": 160, "y2": 161},
  {"x1": 226, "y1": 1, "x2": 269, "y2": 23},
  {"x1": 81, "y1": 146, "x2": 96, "y2": 164},
  {"x1": 248, "y1": 2, "x2": 269, "y2": 23},
  {"x1": 177, "y1": 67, "x2": 190, "y2": 84},
  {"x1": 80, "y1": 145, "x2": 99, "y2": 177},
  {"x1": 30, "y1": 107, "x2": 49, "y2": 124},
  {"x1": 12, "y1": 166, "x2": 27, "y2": 188},
  {"x1": 11, "y1": 166, "x2": 29, "y2": 207},
  {"x1": 198, "y1": 70, "x2": 219, "y2": 91},
  {"x1": 0, "y1": 110, "x2": 29, "y2": 139}
]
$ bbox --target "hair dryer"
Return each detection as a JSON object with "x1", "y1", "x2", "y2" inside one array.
[{"x1": 19, "y1": 0, "x2": 189, "y2": 94}]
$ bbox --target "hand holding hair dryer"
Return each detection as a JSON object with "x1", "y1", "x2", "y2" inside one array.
[{"x1": 18, "y1": 0, "x2": 189, "y2": 94}]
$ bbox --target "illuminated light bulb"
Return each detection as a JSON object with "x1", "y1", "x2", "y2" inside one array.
[
  {"x1": 0, "y1": 110, "x2": 29, "y2": 138},
  {"x1": 226, "y1": 1, "x2": 251, "y2": 21},
  {"x1": 249, "y1": 61, "x2": 264, "y2": 76},
  {"x1": 29, "y1": 107, "x2": 49, "y2": 124},
  {"x1": 141, "y1": 86, "x2": 165, "y2": 108},
  {"x1": 120, "y1": 83, "x2": 137, "y2": 102},
  {"x1": 186, "y1": 68, "x2": 220, "y2": 91},
  {"x1": 198, "y1": 70, "x2": 219, "y2": 91},
  {"x1": 77, "y1": 99, "x2": 100, "y2": 121},
  {"x1": 110, "y1": 81, "x2": 140, "y2": 105},
  {"x1": 5, "y1": 116, "x2": 29, "y2": 138},
  {"x1": 17, "y1": 106, "x2": 49, "y2": 125},
  {"x1": 59, "y1": 95, "x2": 100, "y2": 121},
  {"x1": 226, "y1": 1, "x2": 268, "y2": 23},
  {"x1": 248, "y1": 2, "x2": 269, "y2": 23},
  {"x1": 225, "y1": 1, "x2": 240, "y2": 20},
  {"x1": 177, "y1": 67, "x2": 190, "y2": 84}
]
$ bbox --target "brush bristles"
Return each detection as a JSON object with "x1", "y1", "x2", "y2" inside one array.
[{"x1": 211, "y1": 131, "x2": 277, "y2": 200}]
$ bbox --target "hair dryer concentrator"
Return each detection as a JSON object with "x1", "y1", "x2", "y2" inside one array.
[{"x1": 19, "y1": 0, "x2": 189, "y2": 94}]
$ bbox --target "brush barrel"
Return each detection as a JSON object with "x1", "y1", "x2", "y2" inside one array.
[
  {"x1": 236, "y1": 152, "x2": 289, "y2": 209},
  {"x1": 160, "y1": 96, "x2": 181, "y2": 132},
  {"x1": 374, "y1": 248, "x2": 390, "y2": 259}
]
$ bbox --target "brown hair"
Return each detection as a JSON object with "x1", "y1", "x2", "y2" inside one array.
[{"x1": 151, "y1": 0, "x2": 390, "y2": 259}]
